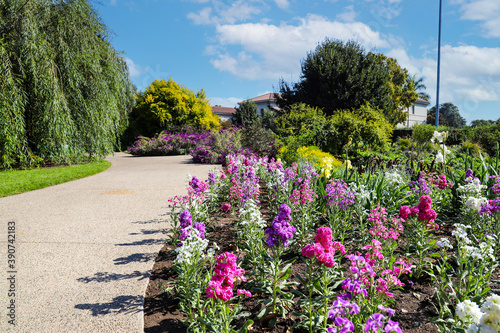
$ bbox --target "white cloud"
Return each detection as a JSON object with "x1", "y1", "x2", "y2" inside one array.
[
  {"x1": 337, "y1": 5, "x2": 357, "y2": 22},
  {"x1": 367, "y1": 0, "x2": 403, "y2": 24},
  {"x1": 187, "y1": 7, "x2": 213, "y2": 25},
  {"x1": 457, "y1": 0, "x2": 500, "y2": 38},
  {"x1": 210, "y1": 97, "x2": 242, "y2": 107},
  {"x1": 387, "y1": 45, "x2": 500, "y2": 118},
  {"x1": 110, "y1": 0, "x2": 117, "y2": 5},
  {"x1": 274, "y1": 0, "x2": 290, "y2": 10},
  {"x1": 187, "y1": 1, "x2": 261, "y2": 25},
  {"x1": 210, "y1": 14, "x2": 389, "y2": 80},
  {"x1": 124, "y1": 57, "x2": 143, "y2": 78}
]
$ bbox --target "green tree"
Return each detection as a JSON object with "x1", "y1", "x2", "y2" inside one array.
[
  {"x1": 277, "y1": 38, "x2": 417, "y2": 125},
  {"x1": 426, "y1": 103, "x2": 466, "y2": 128},
  {"x1": 128, "y1": 79, "x2": 220, "y2": 137},
  {"x1": 470, "y1": 119, "x2": 497, "y2": 127},
  {"x1": 0, "y1": 0, "x2": 134, "y2": 168},
  {"x1": 231, "y1": 100, "x2": 259, "y2": 127}
]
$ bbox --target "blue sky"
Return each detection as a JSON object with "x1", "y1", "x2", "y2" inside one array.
[{"x1": 97, "y1": 0, "x2": 500, "y2": 124}]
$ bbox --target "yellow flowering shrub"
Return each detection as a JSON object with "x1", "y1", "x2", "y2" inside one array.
[{"x1": 296, "y1": 146, "x2": 342, "y2": 178}]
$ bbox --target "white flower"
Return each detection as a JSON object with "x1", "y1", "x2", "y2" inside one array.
[
  {"x1": 385, "y1": 170, "x2": 405, "y2": 187},
  {"x1": 456, "y1": 300, "x2": 483, "y2": 324},
  {"x1": 432, "y1": 131, "x2": 447, "y2": 143},
  {"x1": 466, "y1": 323, "x2": 479, "y2": 333},
  {"x1": 462, "y1": 295, "x2": 500, "y2": 333},
  {"x1": 453, "y1": 224, "x2": 472, "y2": 244},
  {"x1": 478, "y1": 312, "x2": 500, "y2": 332},
  {"x1": 437, "y1": 238, "x2": 453, "y2": 249},
  {"x1": 238, "y1": 199, "x2": 267, "y2": 228},
  {"x1": 436, "y1": 151, "x2": 444, "y2": 163},
  {"x1": 174, "y1": 227, "x2": 209, "y2": 265},
  {"x1": 465, "y1": 197, "x2": 489, "y2": 212},
  {"x1": 440, "y1": 144, "x2": 451, "y2": 155}
]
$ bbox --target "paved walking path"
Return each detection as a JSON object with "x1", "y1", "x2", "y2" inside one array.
[{"x1": 0, "y1": 153, "x2": 217, "y2": 333}]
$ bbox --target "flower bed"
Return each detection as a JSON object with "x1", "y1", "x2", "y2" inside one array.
[
  {"x1": 127, "y1": 131, "x2": 210, "y2": 156},
  {"x1": 145, "y1": 154, "x2": 500, "y2": 333}
]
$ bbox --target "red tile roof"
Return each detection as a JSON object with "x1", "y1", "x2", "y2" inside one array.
[
  {"x1": 416, "y1": 98, "x2": 430, "y2": 105},
  {"x1": 212, "y1": 106, "x2": 235, "y2": 114},
  {"x1": 248, "y1": 93, "x2": 280, "y2": 102}
]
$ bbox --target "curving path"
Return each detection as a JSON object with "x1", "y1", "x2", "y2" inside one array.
[{"x1": 0, "y1": 153, "x2": 217, "y2": 333}]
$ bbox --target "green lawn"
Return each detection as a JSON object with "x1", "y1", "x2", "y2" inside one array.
[{"x1": 0, "y1": 160, "x2": 112, "y2": 198}]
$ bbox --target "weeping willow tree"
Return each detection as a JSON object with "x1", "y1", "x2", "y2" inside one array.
[{"x1": 0, "y1": 0, "x2": 134, "y2": 168}]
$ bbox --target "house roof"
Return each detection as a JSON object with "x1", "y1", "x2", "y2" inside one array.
[
  {"x1": 250, "y1": 93, "x2": 275, "y2": 102},
  {"x1": 247, "y1": 93, "x2": 281, "y2": 102},
  {"x1": 212, "y1": 106, "x2": 235, "y2": 115},
  {"x1": 416, "y1": 98, "x2": 430, "y2": 105}
]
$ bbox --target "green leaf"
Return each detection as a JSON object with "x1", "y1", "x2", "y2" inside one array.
[
  {"x1": 236, "y1": 319, "x2": 254, "y2": 333},
  {"x1": 255, "y1": 307, "x2": 268, "y2": 320}
]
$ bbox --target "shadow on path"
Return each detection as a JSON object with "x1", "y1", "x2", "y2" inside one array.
[
  {"x1": 75, "y1": 295, "x2": 143, "y2": 316},
  {"x1": 115, "y1": 238, "x2": 166, "y2": 246},
  {"x1": 77, "y1": 271, "x2": 150, "y2": 283},
  {"x1": 129, "y1": 229, "x2": 167, "y2": 236},
  {"x1": 113, "y1": 253, "x2": 157, "y2": 265}
]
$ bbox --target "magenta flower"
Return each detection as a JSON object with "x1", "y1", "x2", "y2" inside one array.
[
  {"x1": 302, "y1": 227, "x2": 344, "y2": 267},
  {"x1": 237, "y1": 289, "x2": 252, "y2": 298},
  {"x1": 221, "y1": 202, "x2": 231, "y2": 213},
  {"x1": 206, "y1": 252, "x2": 246, "y2": 301}
]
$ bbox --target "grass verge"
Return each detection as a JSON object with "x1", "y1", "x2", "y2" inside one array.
[{"x1": 0, "y1": 159, "x2": 112, "y2": 198}]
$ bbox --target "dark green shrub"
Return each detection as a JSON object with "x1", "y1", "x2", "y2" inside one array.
[
  {"x1": 470, "y1": 124, "x2": 500, "y2": 157},
  {"x1": 412, "y1": 124, "x2": 435, "y2": 145},
  {"x1": 241, "y1": 123, "x2": 280, "y2": 158},
  {"x1": 396, "y1": 137, "x2": 415, "y2": 151},
  {"x1": 274, "y1": 103, "x2": 326, "y2": 139}
]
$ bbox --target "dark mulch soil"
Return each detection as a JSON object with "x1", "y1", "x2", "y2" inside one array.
[{"x1": 144, "y1": 205, "x2": 500, "y2": 333}]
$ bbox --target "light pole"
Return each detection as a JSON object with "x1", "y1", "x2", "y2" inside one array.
[{"x1": 435, "y1": 0, "x2": 442, "y2": 128}]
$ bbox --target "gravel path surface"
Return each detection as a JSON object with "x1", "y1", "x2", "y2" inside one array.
[{"x1": 0, "y1": 153, "x2": 217, "y2": 333}]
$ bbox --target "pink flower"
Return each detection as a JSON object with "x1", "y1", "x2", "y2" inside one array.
[
  {"x1": 302, "y1": 227, "x2": 344, "y2": 268},
  {"x1": 237, "y1": 289, "x2": 252, "y2": 297},
  {"x1": 206, "y1": 252, "x2": 246, "y2": 301},
  {"x1": 399, "y1": 206, "x2": 411, "y2": 220},
  {"x1": 315, "y1": 227, "x2": 333, "y2": 250},
  {"x1": 302, "y1": 243, "x2": 324, "y2": 258},
  {"x1": 221, "y1": 202, "x2": 231, "y2": 213}
]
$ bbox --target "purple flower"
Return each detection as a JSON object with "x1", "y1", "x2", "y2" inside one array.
[
  {"x1": 342, "y1": 278, "x2": 368, "y2": 297},
  {"x1": 265, "y1": 204, "x2": 296, "y2": 247},
  {"x1": 189, "y1": 176, "x2": 208, "y2": 194},
  {"x1": 179, "y1": 228, "x2": 190, "y2": 241},
  {"x1": 409, "y1": 172, "x2": 432, "y2": 195},
  {"x1": 479, "y1": 199, "x2": 500, "y2": 215},
  {"x1": 325, "y1": 179, "x2": 355, "y2": 209},
  {"x1": 466, "y1": 168, "x2": 473, "y2": 179},
  {"x1": 329, "y1": 296, "x2": 361, "y2": 319},
  {"x1": 179, "y1": 210, "x2": 192, "y2": 228},
  {"x1": 385, "y1": 320, "x2": 402, "y2": 333},
  {"x1": 193, "y1": 222, "x2": 205, "y2": 239},
  {"x1": 334, "y1": 317, "x2": 355, "y2": 333},
  {"x1": 364, "y1": 313, "x2": 385, "y2": 332},
  {"x1": 378, "y1": 305, "x2": 395, "y2": 317},
  {"x1": 207, "y1": 172, "x2": 216, "y2": 184}
]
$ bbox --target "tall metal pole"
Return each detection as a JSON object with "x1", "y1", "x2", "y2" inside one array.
[{"x1": 435, "y1": 0, "x2": 442, "y2": 128}]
